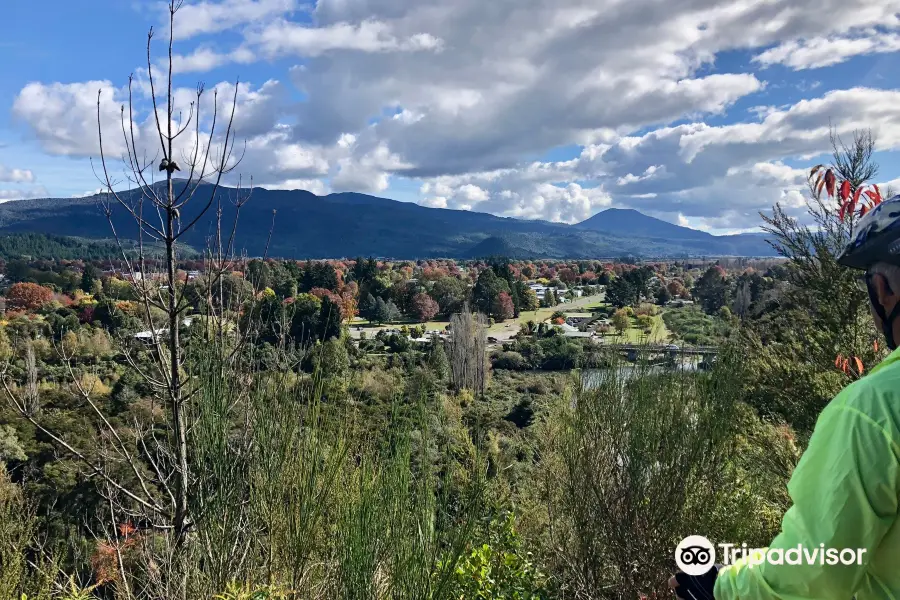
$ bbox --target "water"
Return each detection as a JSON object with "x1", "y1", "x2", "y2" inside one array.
[{"x1": 582, "y1": 359, "x2": 702, "y2": 388}]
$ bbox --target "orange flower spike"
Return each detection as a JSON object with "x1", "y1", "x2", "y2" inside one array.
[
  {"x1": 855, "y1": 356, "x2": 865, "y2": 374},
  {"x1": 835, "y1": 353, "x2": 844, "y2": 368},
  {"x1": 875, "y1": 339, "x2": 879, "y2": 353}
]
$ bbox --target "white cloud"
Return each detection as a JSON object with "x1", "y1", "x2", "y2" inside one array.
[
  {"x1": 0, "y1": 165, "x2": 35, "y2": 184},
  {"x1": 12, "y1": 80, "x2": 132, "y2": 157},
  {"x1": 171, "y1": 46, "x2": 256, "y2": 73},
  {"x1": 13, "y1": 0, "x2": 900, "y2": 227},
  {"x1": 259, "y1": 178, "x2": 330, "y2": 195},
  {"x1": 172, "y1": 0, "x2": 298, "y2": 39},
  {"x1": 252, "y1": 19, "x2": 443, "y2": 57},
  {"x1": 0, "y1": 186, "x2": 49, "y2": 201},
  {"x1": 754, "y1": 34, "x2": 900, "y2": 71},
  {"x1": 617, "y1": 165, "x2": 664, "y2": 186}
]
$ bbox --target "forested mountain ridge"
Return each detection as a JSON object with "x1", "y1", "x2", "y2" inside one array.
[{"x1": 0, "y1": 182, "x2": 775, "y2": 259}]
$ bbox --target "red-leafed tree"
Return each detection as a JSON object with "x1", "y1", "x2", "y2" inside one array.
[
  {"x1": 6, "y1": 282, "x2": 53, "y2": 310},
  {"x1": 558, "y1": 267, "x2": 578, "y2": 285},
  {"x1": 492, "y1": 292, "x2": 515, "y2": 322},
  {"x1": 410, "y1": 292, "x2": 439, "y2": 322}
]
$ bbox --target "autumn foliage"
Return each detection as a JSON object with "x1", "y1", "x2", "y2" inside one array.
[
  {"x1": 6, "y1": 282, "x2": 53, "y2": 310},
  {"x1": 410, "y1": 292, "x2": 439, "y2": 322},
  {"x1": 492, "y1": 292, "x2": 515, "y2": 321},
  {"x1": 810, "y1": 165, "x2": 884, "y2": 221}
]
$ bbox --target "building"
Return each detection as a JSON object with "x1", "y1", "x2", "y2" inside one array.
[{"x1": 564, "y1": 313, "x2": 594, "y2": 327}]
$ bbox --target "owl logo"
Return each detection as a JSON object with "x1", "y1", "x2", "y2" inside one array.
[{"x1": 675, "y1": 535, "x2": 716, "y2": 576}]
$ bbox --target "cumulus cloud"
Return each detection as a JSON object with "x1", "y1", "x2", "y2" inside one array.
[
  {"x1": 0, "y1": 165, "x2": 35, "y2": 184},
  {"x1": 419, "y1": 160, "x2": 611, "y2": 223},
  {"x1": 13, "y1": 0, "x2": 900, "y2": 228},
  {"x1": 171, "y1": 46, "x2": 256, "y2": 73},
  {"x1": 12, "y1": 80, "x2": 131, "y2": 157},
  {"x1": 754, "y1": 34, "x2": 900, "y2": 71},
  {"x1": 171, "y1": 0, "x2": 298, "y2": 39},
  {"x1": 0, "y1": 186, "x2": 49, "y2": 201},
  {"x1": 251, "y1": 19, "x2": 443, "y2": 57}
]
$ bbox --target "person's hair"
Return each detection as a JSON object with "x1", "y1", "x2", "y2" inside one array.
[{"x1": 869, "y1": 262, "x2": 900, "y2": 294}]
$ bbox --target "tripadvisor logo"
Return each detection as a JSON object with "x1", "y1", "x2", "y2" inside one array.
[
  {"x1": 675, "y1": 535, "x2": 716, "y2": 576},
  {"x1": 675, "y1": 535, "x2": 868, "y2": 574}
]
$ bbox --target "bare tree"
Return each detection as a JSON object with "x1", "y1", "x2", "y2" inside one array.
[
  {"x1": 22, "y1": 342, "x2": 39, "y2": 418},
  {"x1": 448, "y1": 306, "x2": 488, "y2": 396},
  {"x1": 3, "y1": 2, "x2": 250, "y2": 598},
  {"x1": 732, "y1": 281, "x2": 751, "y2": 320}
]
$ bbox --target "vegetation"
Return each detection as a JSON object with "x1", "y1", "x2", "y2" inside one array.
[{"x1": 0, "y1": 5, "x2": 886, "y2": 599}]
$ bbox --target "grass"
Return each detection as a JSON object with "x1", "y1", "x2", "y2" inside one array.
[
  {"x1": 349, "y1": 293, "x2": 607, "y2": 337},
  {"x1": 591, "y1": 313, "x2": 671, "y2": 344},
  {"x1": 488, "y1": 293, "x2": 605, "y2": 334}
]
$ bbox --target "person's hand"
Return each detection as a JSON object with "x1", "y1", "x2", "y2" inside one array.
[{"x1": 668, "y1": 564, "x2": 722, "y2": 600}]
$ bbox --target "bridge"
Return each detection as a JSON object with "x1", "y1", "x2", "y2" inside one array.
[{"x1": 601, "y1": 343, "x2": 719, "y2": 362}]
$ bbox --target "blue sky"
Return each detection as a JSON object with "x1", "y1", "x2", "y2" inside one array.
[{"x1": 4, "y1": 0, "x2": 900, "y2": 233}]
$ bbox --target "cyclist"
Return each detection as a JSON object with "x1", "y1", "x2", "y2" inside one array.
[{"x1": 671, "y1": 194, "x2": 900, "y2": 600}]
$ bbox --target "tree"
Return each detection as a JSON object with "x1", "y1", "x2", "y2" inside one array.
[
  {"x1": 611, "y1": 309, "x2": 629, "y2": 335},
  {"x1": 666, "y1": 280, "x2": 685, "y2": 299},
  {"x1": 410, "y1": 292, "x2": 439, "y2": 322},
  {"x1": 351, "y1": 256, "x2": 378, "y2": 286},
  {"x1": 655, "y1": 286, "x2": 672, "y2": 305},
  {"x1": 1, "y1": 5, "x2": 249, "y2": 597},
  {"x1": 430, "y1": 276, "x2": 469, "y2": 315},
  {"x1": 449, "y1": 308, "x2": 488, "y2": 396},
  {"x1": 311, "y1": 337, "x2": 350, "y2": 377},
  {"x1": 359, "y1": 293, "x2": 378, "y2": 321},
  {"x1": 302, "y1": 261, "x2": 339, "y2": 292},
  {"x1": 373, "y1": 297, "x2": 401, "y2": 324},
  {"x1": 6, "y1": 282, "x2": 53, "y2": 310},
  {"x1": 520, "y1": 287, "x2": 540, "y2": 312},
  {"x1": 558, "y1": 267, "x2": 578, "y2": 285},
  {"x1": 473, "y1": 268, "x2": 509, "y2": 315},
  {"x1": 318, "y1": 295, "x2": 343, "y2": 341},
  {"x1": 733, "y1": 281, "x2": 752, "y2": 319},
  {"x1": 81, "y1": 264, "x2": 100, "y2": 293},
  {"x1": 247, "y1": 259, "x2": 271, "y2": 290},
  {"x1": 744, "y1": 129, "x2": 884, "y2": 435},
  {"x1": 541, "y1": 288, "x2": 557, "y2": 308},
  {"x1": 492, "y1": 292, "x2": 515, "y2": 321},
  {"x1": 693, "y1": 266, "x2": 728, "y2": 313},
  {"x1": 290, "y1": 293, "x2": 322, "y2": 344},
  {"x1": 605, "y1": 277, "x2": 636, "y2": 308}
]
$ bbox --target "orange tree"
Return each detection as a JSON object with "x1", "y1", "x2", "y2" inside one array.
[{"x1": 5, "y1": 282, "x2": 53, "y2": 311}]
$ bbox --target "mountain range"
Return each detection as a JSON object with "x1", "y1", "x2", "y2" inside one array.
[{"x1": 0, "y1": 181, "x2": 776, "y2": 259}]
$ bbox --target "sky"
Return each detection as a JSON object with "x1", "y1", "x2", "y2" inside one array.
[{"x1": 3, "y1": 0, "x2": 900, "y2": 234}]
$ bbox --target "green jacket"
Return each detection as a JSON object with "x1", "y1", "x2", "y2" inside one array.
[{"x1": 715, "y1": 347, "x2": 900, "y2": 599}]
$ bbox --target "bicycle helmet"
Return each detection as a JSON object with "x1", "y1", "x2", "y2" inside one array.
[
  {"x1": 837, "y1": 194, "x2": 900, "y2": 270},
  {"x1": 838, "y1": 194, "x2": 900, "y2": 349}
]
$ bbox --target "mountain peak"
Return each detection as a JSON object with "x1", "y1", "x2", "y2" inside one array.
[{"x1": 575, "y1": 207, "x2": 712, "y2": 241}]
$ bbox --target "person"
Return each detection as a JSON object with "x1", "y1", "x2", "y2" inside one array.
[{"x1": 671, "y1": 195, "x2": 900, "y2": 600}]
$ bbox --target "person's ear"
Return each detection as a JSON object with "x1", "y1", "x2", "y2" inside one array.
[{"x1": 871, "y1": 273, "x2": 896, "y2": 307}]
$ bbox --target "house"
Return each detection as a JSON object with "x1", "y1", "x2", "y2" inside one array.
[
  {"x1": 557, "y1": 323, "x2": 593, "y2": 338},
  {"x1": 564, "y1": 313, "x2": 593, "y2": 327},
  {"x1": 667, "y1": 299, "x2": 695, "y2": 307},
  {"x1": 133, "y1": 318, "x2": 195, "y2": 344}
]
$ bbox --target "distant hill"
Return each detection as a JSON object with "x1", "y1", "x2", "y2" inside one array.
[
  {"x1": 575, "y1": 208, "x2": 713, "y2": 240},
  {"x1": 0, "y1": 182, "x2": 775, "y2": 259}
]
